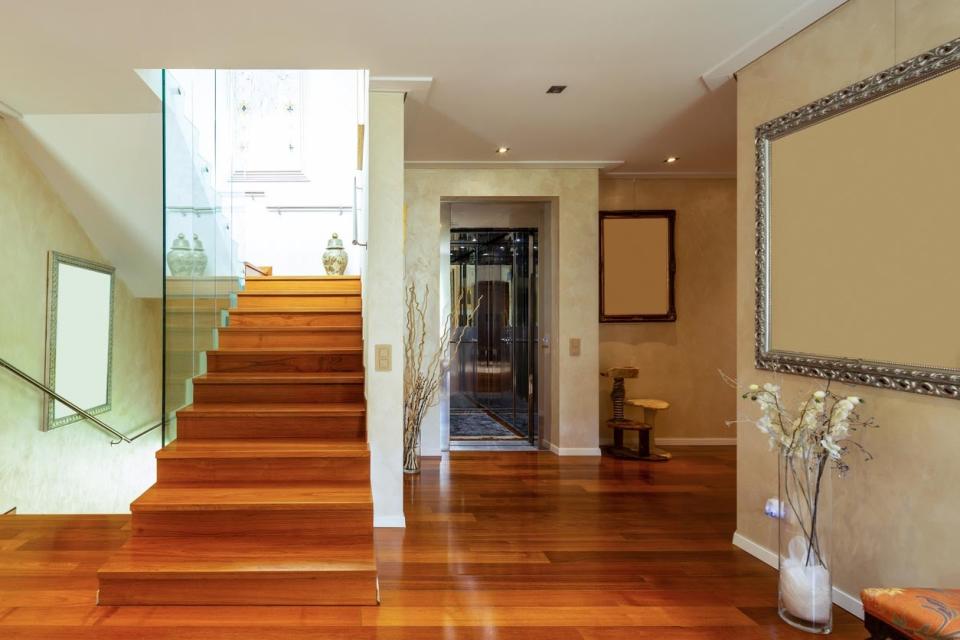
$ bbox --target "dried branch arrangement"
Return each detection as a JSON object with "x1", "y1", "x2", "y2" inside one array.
[{"x1": 403, "y1": 282, "x2": 478, "y2": 473}]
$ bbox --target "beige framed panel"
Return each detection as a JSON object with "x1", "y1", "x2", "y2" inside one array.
[
  {"x1": 755, "y1": 37, "x2": 960, "y2": 398},
  {"x1": 599, "y1": 210, "x2": 676, "y2": 323}
]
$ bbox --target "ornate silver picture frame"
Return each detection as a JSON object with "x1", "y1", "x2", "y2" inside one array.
[
  {"x1": 755, "y1": 37, "x2": 960, "y2": 399},
  {"x1": 44, "y1": 252, "x2": 116, "y2": 429}
]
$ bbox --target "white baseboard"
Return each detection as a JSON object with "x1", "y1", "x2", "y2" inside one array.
[
  {"x1": 833, "y1": 586, "x2": 865, "y2": 620},
  {"x1": 732, "y1": 531, "x2": 778, "y2": 568},
  {"x1": 549, "y1": 445, "x2": 602, "y2": 456},
  {"x1": 732, "y1": 531, "x2": 863, "y2": 620},
  {"x1": 374, "y1": 514, "x2": 406, "y2": 528},
  {"x1": 657, "y1": 437, "x2": 737, "y2": 446}
]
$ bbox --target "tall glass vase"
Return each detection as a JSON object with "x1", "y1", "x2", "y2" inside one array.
[
  {"x1": 403, "y1": 422, "x2": 421, "y2": 474},
  {"x1": 779, "y1": 448, "x2": 833, "y2": 634}
]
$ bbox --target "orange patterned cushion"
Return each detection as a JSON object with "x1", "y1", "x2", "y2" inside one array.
[{"x1": 862, "y1": 588, "x2": 960, "y2": 639}]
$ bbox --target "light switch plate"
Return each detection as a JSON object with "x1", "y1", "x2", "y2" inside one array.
[
  {"x1": 569, "y1": 337, "x2": 581, "y2": 356},
  {"x1": 374, "y1": 344, "x2": 392, "y2": 372}
]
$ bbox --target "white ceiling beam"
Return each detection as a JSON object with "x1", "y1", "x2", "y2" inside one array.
[
  {"x1": 700, "y1": 0, "x2": 847, "y2": 90},
  {"x1": 370, "y1": 76, "x2": 433, "y2": 102}
]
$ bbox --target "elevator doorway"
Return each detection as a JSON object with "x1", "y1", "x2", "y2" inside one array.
[{"x1": 449, "y1": 229, "x2": 537, "y2": 446}]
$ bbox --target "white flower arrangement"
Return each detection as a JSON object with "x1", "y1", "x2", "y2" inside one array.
[
  {"x1": 742, "y1": 382, "x2": 875, "y2": 476},
  {"x1": 735, "y1": 379, "x2": 878, "y2": 628}
]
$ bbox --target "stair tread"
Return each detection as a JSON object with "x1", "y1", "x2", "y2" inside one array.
[
  {"x1": 178, "y1": 402, "x2": 365, "y2": 415},
  {"x1": 99, "y1": 536, "x2": 375, "y2": 577},
  {"x1": 159, "y1": 439, "x2": 368, "y2": 458},
  {"x1": 132, "y1": 484, "x2": 373, "y2": 511},
  {"x1": 210, "y1": 347, "x2": 363, "y2": 354},
  {"x1": 194, "y1": 372, "x2": 364, "y2": 383},
  {"x1": 246, "y1": 275, "x2": 360, "y2": 281}
]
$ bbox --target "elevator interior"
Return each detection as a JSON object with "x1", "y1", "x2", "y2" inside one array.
[{"x1": 449, "y1": 229, "x2": 537, "y2": 445}]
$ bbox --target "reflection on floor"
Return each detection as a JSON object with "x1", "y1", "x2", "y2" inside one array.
[
  {"x1": 450, "y1": 408, "x2": 522, "y2": 440},
  {"x1": 0, "y1": 448, "x2": 867, "y2": 637},
  {"x1": 449, "y1": 440, "x2": 538, "y2": 452}
]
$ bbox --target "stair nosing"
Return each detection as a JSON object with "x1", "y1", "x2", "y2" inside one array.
[
  {"x1": 209, "y1": 347, "x2": 363, "y2": 354},
  {"x1": 157, "y1": 442, "x2": 369, "y2": 459},
  {"x1": 193, "y1": 373, "x2": 364, "y2": 383},
  {"x1": 227, "y1": 308, "x2": 361, "y2": 314},
  {"x1": 218, "y1": 326, "x2": 362, "y2": 332},
  {"x1": 246, "y1": 275, "x2": 360, "y2": 280},
  {"x1": 237, "y1": 291, "x2": 361, "y2": 297}
]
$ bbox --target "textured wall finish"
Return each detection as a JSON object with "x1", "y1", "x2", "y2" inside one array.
[
  {"x1": 405, "y1": 168, "x2": 600, "y2": 454},
  {"x1": 736, "y1": 0, "x2": 960, "y2": 607},
  {"x1": 365, "y1": 93, "x2": 406, "y2": 526},
  {"x1": 599, "y1": 178, "x2": 737, "y2": 443},
  {"x1": 0, "y1": 119, "x2": 161, "y2": 514}
]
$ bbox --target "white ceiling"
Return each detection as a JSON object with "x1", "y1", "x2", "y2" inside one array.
[
  {"x1": 0, "y1": 0, "x2": 843, "y2": 296},
  {"x1": 0, "y1": 0, "x2": 843, "y2": 174}
]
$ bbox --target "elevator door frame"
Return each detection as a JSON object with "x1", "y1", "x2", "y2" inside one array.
[{"x1": 451, "y1": 227, "x2": 538, "y2": 446}]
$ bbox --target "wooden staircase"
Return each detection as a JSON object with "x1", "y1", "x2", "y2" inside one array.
[{"x1": 97, "y1": 275, "x2": 378, "y2": 606}]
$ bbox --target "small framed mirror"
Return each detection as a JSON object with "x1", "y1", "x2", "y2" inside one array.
[
  {"x1": 599, "y1": 210, "x2": 676, "y2": 323},
  {"x1": 44, "y1": 252, "x2": 115, "y2": 430}
]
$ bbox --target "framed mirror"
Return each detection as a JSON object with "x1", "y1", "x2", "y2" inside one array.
[
  {"x1": 599, "y1": 210, "x2": 676, "y2": 323},
  {"x1": 44, "y1": 252, "x2": 115, "y2": 429},
  {"x1": 755, "y1": 37, "x2": 960, "y2": 398}
]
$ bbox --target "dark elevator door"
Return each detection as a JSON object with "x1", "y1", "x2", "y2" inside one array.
[{"x1": 450, "y1": 229, "x2": 537, "y2": 443}]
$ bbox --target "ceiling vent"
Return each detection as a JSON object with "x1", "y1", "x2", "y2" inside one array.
[{"x1": 546, "y1": 85, "x2": 567, "y2": 94}]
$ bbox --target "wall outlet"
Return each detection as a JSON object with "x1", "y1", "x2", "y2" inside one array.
[
  {"x1": 374, "y1": 344, "x2": 392, "y2": 372},
  {"x1": 569, "y1": 337, "x2": 581, "y2": 356},
  {"x1": 764, "y1": 497, "x2": 786, "y2": 519}
]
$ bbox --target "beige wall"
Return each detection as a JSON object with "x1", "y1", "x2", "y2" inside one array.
[
  {"x1": 405, "y1": 168, "x2": 600, "y2": 454},
  {"x1": 0, "y1": 118, "x2": 161, "y2": 514},
  {"x1": 736, "y1": 0, "x2": 960, "y2": 611},
  {"x1": 600, "y1": 178, "x2": 737, "y2": 443},
  {"x1": 365, "y1": 93, "x2": 406, "y2": 526}
]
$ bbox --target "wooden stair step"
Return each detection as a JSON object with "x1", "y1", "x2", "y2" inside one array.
[
  {"x1": 227, "y1": 309, "x2": 362, "y2": 328},
  {"x1": 97, "y1": 536, "x2": 377, "y2": 605},
  {"x1": 206, "y1": 348, "x2": 364, "y2": 373},
  {"x1": 217, "y1": 326, "x2": 362, "y2": 348},
  {"x1": 192, "y1": 372, "x2": 365, "y2": 404},
  {"x1": 133, "y1": 483, "x2": 373, "y2": 509},
  {"x1": 236, "y1": 291, "x2": 361, "y2": 311},
  {"x1": 157, "y1": 439, "x2": 370, "y2": 485},
  {"x1": 131, "y1": 484, "x2": 373, "y2": 538},
  {"x1": 244, "y1": 275, "x2": 361, "y2": 293},
  {"x1": 176, "y1": 402, "x2": 366, "y2": 440}
]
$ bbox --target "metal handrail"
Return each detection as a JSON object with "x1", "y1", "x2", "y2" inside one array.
[{"x1": 0, "y1": 356, "x2": 161, "y2": 446}]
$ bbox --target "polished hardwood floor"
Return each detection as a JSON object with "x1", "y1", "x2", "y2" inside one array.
[{"x1": 0, "y1": 447, "x2": 867, "y2": 638}]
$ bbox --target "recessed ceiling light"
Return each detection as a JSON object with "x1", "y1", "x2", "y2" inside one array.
[
  {"x1": 496, "y1": 146, "x2": 510, "y2": 154},
  {"x1": 664, "y1": 156, "x2": 679, "y2": 164},
  {"x1": 546, "y1": 85, "x2": 567, "y2": 94}
]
